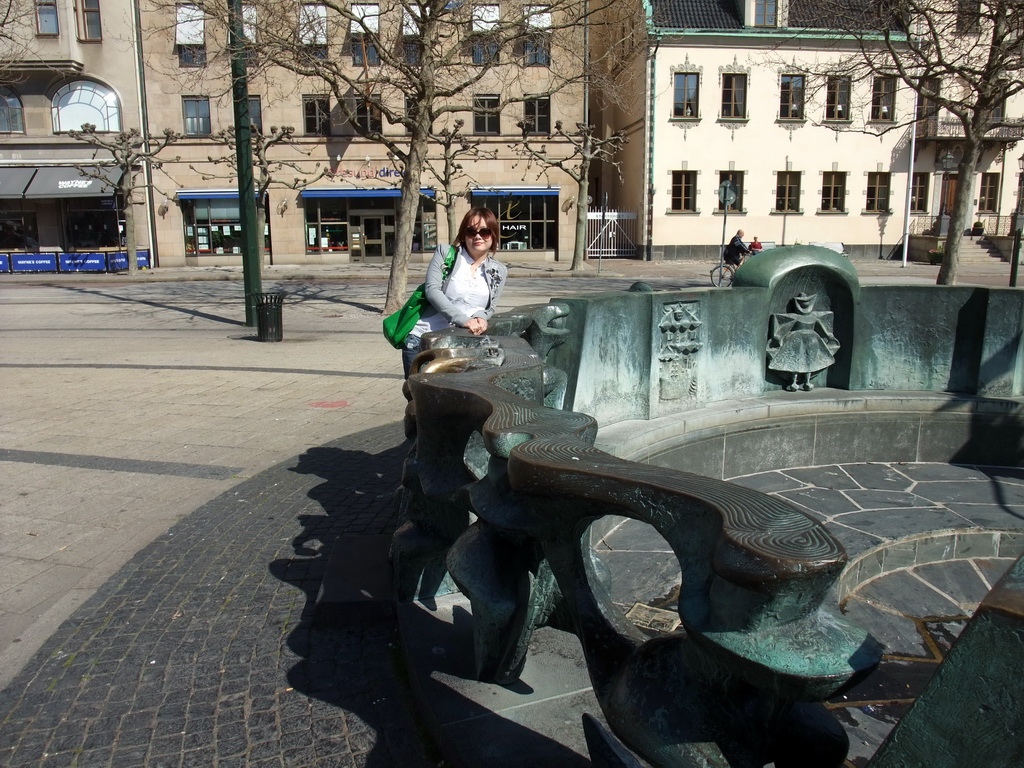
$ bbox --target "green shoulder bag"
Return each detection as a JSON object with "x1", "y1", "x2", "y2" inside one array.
[{"x1": 382, "y1": 246, "x2": 457, "y2": 349}]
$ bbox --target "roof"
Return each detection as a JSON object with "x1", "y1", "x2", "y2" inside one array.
[{"x1": 650, "y1": 0, "x2": 890, "y2": 32}]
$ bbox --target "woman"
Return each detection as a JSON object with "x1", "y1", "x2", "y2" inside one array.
[{"x1": 402, "y1": 207, "x2": 507, "y2": 377}]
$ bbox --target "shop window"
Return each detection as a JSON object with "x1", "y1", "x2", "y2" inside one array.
[
  {"x1": 36, "y1": 0, "x2": 58, "y2": 35},
  {"x1": 978, "y1": 173, "x2": 999, "y2": 212},
  {"x1": 183, "y1": 197, "x2": 270, "y2": 256},
  {"x1": 721, "y1": 74, "x2": 747, "y2": 119},
  {"x1": 470, "y1": 192, "x2": 558, "y2": 250},
  {"x1": 825, "y1": 77, "x2": 850, "y2": 121},
  {"x1": 523, "y1": 97, "x2": 550, "y2": 134},
  {"x1": 304, "y1": 198, "x2": 350, "y2": 254},
  {"x1": 670, "y1": 171, "x2": 697, "y2": 212},
  {"x1": 473, "y1": 94, "x2": 499, "y2": 135},
  {"x1": 779, "y1": 75, "x2": 804, "y2": 120},
  {"x1": 67, "y1": 197, "x2": 120, "y2": 248},
  {"x1": 673, "y1": 73, "x2": 699, "y2": 119},
  {"x1": 182, "y1": 96, "x2": 212, "y2": 136},
  {"x1": 871, "y1": 77, "x2": 896, "y2": 121},
  {"x1": 911, "y1": 172, "x2": 929, "y2": 212},
  {"x1": 0, "y1": 88, "x2": 25, "y2": 133},
  {"x1": 775, "y1": 171, "x2": 800, "y2": 212},
  {"x1": 51, "y1": 80, "x2": 121, "y2": 132},
  {"x1": 866, "y1": 172, "x2": 891, "y2": 212},
  {"x1": 303, "y1": 196, "x2": 434, "y2": 254},
  {"x1": 78, "y1": 0, "x2": 102, "y2": 40},
  {"x1": 0, "y1": 212, "x2": 40, "y2": 250},
  {"x1": 303, "y1": 95, "x2": 331, "y2": 135},
  {"x1": 718, "y1": 171, "x2": 743, "y2": 212},
  {"x1": 821, "y1": 171, "x2": 846, "y2": 212}
]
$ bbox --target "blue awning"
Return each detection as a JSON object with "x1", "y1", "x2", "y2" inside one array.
[
  {"x1": 472, "y1": 187, "x2": 559, "y2": 196},
  {"x1": 176, "y1": 189, "x2": 241, "y2": 200},
  {"x1": 300, "y1": 188, "x2": 436, "y2": 198}
]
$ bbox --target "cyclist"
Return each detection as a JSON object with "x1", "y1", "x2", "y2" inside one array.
[{"x1": 725, "y1": 229, "x2": 751, "y2": 268}]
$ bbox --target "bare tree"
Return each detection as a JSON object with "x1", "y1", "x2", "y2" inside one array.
[
  {"x1": 788, "y1": 0, "x2": 1024, "y2": 284},
  {"x1": 181, "y1": 0, "x2": 641, "y2": 312},
  {"x1": 422, "y1": 118, "x2": 497, "y2": 238},
  {"x1": 194, "y1": 125, "x2": 333, "y2": 266},
  {"x1": 65, "y1": 125, "x2": 181, "y2": 274},
  {"x1": 0, "y1": 0, "x2": 37, "y2": 84},
  {"x1": 512, "y1": 120, "x2": 626, "y2": 269}
]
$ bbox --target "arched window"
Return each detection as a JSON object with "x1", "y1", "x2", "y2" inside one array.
[
  {"x1": 51, "y1": 80, "x2": 121, "y2": 133},
  {"x1": 0, "y1": 87, "x2": 24, "y2": 133}
]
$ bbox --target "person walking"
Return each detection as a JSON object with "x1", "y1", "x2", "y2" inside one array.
[{"x1": 402, "y1": 207, "x2": 508, "y2": 377}]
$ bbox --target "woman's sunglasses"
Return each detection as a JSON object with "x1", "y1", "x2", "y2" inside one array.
[{"x1": 464, "y1": 227, "x2": 493, "y2": 238}]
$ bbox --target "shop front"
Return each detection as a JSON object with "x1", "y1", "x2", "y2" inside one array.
[
  {"x1": 470, "y1": 186, "x2": 560, "y2": 258},
  {"x1": 176, "y1": 190, "x2": 271, "y2": 261},
  {"x1": 300, "y1": 188, "x2": 436, "y2": 263}
]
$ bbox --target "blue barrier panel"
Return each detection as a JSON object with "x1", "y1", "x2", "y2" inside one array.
[
  {"x1": 0, "y1": 254, "x2": 10, "y2": 273},
  {"x1": 106, "y1": 250, "x2": 150, "y2": 271},
  {"x1": 59, "y1": 253, "x2": 107, "y2": 272},
  {"x1": 11, "y1": 253, "x2": 59, "y2": 272}
]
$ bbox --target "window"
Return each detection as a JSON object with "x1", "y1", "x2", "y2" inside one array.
[
  {"x1": 0, "y1": 88, "x2": 25, "y2": 133},
  {"x1": 351, "y1": 4, "x2": 380, "y2": 66},
  {"x1": 402, "y1": 9, "x2": 421, "y2": 64},
  {"x1": 957, "y1": 0, "x2": 980, "y2": 32},
  {"x1": 473, "y1": 94, "x2": 499, "y2": 135},
  {"x1": 670, "y1": 171, "x2": 697, "y2": 212},
  {"x1": 911, "y1": 172, "x2": 929, "y2": 212},
  {"x1": 779, "y1": 75, "x2": 804, "y2": 120},
  {"x1": 523, "y1": 6, "x2": 551, "y2": 66},
  {"x1": 470, "y1": 191, "x2": 559, "y2": 250},
  {"x1": 871, "y1": 77, "x2": 896, "y2": 121},
  {"x1": 51, "y1": 81, "x2": 121, "y2": 132},
  {"x1": 182, "y1": 97, "x2": 211, "y2": 136},
  {"x1": 821, "y1": 171, "x2": 846, "y2": 212},
  {"x1": 303, "y1": 95, "x2": 331, "y2": 135},
  {"x1": 917, "y1": 78, "x2": 940, "y2": 120},
  {"x1": 825, "y1": 77, "x2": 850, "y2": 121},
  {"x1": 755, "y1": 0, "x2": 777, "y2": 26},
  {"x1": 775, "y1": 171, "x2": 800, "y2": 212},
  {"x1": 978, "y1": 173, "x2": 999, "y2": 212},
  {"x1": 718, "y1": 171, "x2": 743, "y2": 212},
  {"x1": 721, "y1": 74, "x2": 746, "y2": 119},
  {"x1": 471, "y1": 5, "x2": 499, "y2": 64},
  {"x1": 355, "y1": 100, "x2": 382, "y2": 133},
  {"x1": 673, "y1": 73, "x2": 699, "y2": 119},
  {"x1": 248, "y1": 96, "x2": 262, "y2": 133},
  {"x1": 78, "y1": 0, "x2": 102, "y2": 40},
  {"x1": 176, "y1": 5, "x2": 206, "y2": 67},
  {"x1": 299, "y1": 4, "x2": 328, "y2": 58},
  {"x1": 36, "y1": 0, "x2": 58, "y2": 35},
  {"x1": 183, "y1": 197, "x2": 271, "y2": 256},
  {"x1": 523, "y1": 97, "x2": 550, "y2": 134},
  {"x1": 866, "y1": 172, "x2": 891, "y2": 212}
]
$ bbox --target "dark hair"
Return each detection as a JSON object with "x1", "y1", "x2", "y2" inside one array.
[{"x1": 455, "y1": 207, "x2": 499, "y2": 255}]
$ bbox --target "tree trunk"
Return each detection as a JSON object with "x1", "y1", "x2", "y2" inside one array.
[
  {"x1": 937, "y1": 138, "x2": 983, "y2": 285},
  {"x1": 123, "y1": 183, "x2": 138, "y2": 275},
  {"x1": 255, "y1": 201, "x2": 267, "y2": 267},
  {"x1": 570, "y1": 177, "x2": 589, "y2": 270},
  {"x1": 446, "y1": 202, "x2": 459, "y2": 248},
  {"x1": 385, "y1": 133, "x2": 428, "y2": 314}
]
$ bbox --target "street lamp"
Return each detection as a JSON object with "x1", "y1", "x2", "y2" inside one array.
[
  {"x1": 1011, "y1": 154, "x2": 1024, "y2": 287},
  {"x1": 939, "y1": 150, "x2": 956, "y2": 237}
]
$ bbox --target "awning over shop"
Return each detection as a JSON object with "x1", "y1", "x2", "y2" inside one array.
[
  {"x1": 472, "y1": 187, "x2": 559, "y2": 196},
  {"x1": 0, "y1": 168, "x2": 38, "y2": 199},
  {"x1": 299, "y1": 188, "x2": 435, "y2": 198},
  {"x1": 176, "y1": 189, "x2": 241, "y2": 200},
  {"x1": 22, "y1": 166, "x2": 121, "y2": 198}
]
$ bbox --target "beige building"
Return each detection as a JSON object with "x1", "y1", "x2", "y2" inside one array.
[
  {"x1": 0, "y1": 0, "x2": 153, "y2": 270},
  {"x1": 603, "y1": 0, "x2": 1024, "y2": 261},
  {"x1": 140, "y1": 0, "x2": 588, "y2": 268}
]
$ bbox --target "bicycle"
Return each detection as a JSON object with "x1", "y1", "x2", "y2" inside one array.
[{"x1": 710, "y1": 262, "x2": 737, "y2": 287}]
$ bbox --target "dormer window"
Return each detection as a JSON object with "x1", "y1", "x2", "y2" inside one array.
[{"x1": 755, "y1": 0, "x2": 777, "y2": 27}]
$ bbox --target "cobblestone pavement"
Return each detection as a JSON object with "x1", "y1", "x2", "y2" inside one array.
[{"x1": 0, "y1": 256, "x2": 1020, "y2": 767}]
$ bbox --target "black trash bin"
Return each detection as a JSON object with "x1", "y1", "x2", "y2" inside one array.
[{"x1": 254, "y1": 292, "x2": 285, "y2": 342}]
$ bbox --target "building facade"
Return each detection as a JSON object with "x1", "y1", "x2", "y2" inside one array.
[{"x1": 603, "y1": 0, "x2": 1024, "y2": 260}]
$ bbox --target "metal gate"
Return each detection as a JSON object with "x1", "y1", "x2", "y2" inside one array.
[{"x1": 586, "y1": 209, "x2": 638, "y2": 259}]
